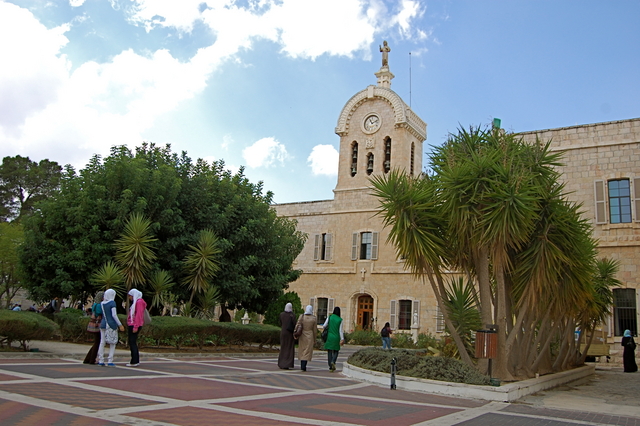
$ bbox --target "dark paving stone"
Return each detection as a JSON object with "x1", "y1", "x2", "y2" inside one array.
[
  {"x1": 218, "y1": 393, "x2": 461, "y2": 426},
  {"x1": 81, "y1": 376, "x2": 285, "y2": 401},
  {"x1": 0, "y1": 382, "x2": 159, "y2": 410},
  {"x1": 0, "y1": 363, "x2": 162, "y2": 379},
  {"x1": 456, "y1": 412, "x2": 595, "y2": 425},
  {"x1": 504, "y1": 404, "x2": 640, "y2": 426},
  {"x1": 227, "y1": 372, "x2": 360, "y2": 390},
  {"x1": 336, "y1": 385, "x2": 487, "y2": 408},
  {"x1": 0, "y1": 397, "x2": 121, "y2": 426},
  {"x1": 128, "y1": 406, "x2": 308, "y2": 426}
]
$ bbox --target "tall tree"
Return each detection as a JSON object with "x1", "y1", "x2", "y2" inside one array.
[
  {"x1": 19, "y1": 144, "x2": 305, "y2": 312},
  {"x1": 0, "y1": 222, "x2": 24, "y2": 308},
  {"x1": 0, "y1": 155, "x2": 62, "y2": 222}
]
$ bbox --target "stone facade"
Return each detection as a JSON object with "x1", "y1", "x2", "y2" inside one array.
[{"x1": 274, "y1": 61, "x2": 640, "y2": 357}]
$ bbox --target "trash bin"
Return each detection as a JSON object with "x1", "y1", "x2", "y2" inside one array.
[{"x1": 475, "y1": 330, "x2": 497, "y2": 359}]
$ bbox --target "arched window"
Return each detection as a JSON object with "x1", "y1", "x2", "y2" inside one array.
[
  {"x1": 384, "y1": 137, "x2": 391, "y2": 173},
  {"x1": 351, "y1": 142, "x2": 358, "y2": 177},
  {"x1": 410, "y1": 142, "x2": 415, "y2": 175},
  {"x1": 366, "y1": 153, "x2": 374, "y2": 175}
]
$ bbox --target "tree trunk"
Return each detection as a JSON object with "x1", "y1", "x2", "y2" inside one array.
[{"x1": 493, "y1": 259, "x2": 515, "y2": 381}]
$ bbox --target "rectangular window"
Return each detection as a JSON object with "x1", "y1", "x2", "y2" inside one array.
[
  {"x1": 360, "y1": 232, "x2": 372, "y2": 259},
  {"x1": 317, "y1": 297, "x2": 329, "y2": 324},
  {"x1": 314, "y1": 233, "x2": 333, "y2": 261},
  {"x1": 613, "y1": 288, "x2": 637, "y2": 336},
  {"x1": 352, "y1": 232, "x2": 379, "y2": 260},
  {"x1": 398, "y1": 300, "x2": 412, "y2": 330},
  {"x1": 435, "y1": 305, "x2": 445, "y2": 333},
  {"x1": 609, "y1": 179, "x2": 632, "y2": 223}
]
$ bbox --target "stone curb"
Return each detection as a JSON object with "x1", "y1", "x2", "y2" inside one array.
[{"x1": 342, "y1": 362, "x2": 595, "y2": 402}]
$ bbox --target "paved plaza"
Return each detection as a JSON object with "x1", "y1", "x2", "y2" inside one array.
[{"x1": 0, "y1": 343, "x2": 638, "y2": 425}]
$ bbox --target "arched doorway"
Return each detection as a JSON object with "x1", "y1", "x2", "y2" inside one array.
[{"x1": 357, "y1": 295, "x2": 374, "y2": 330}]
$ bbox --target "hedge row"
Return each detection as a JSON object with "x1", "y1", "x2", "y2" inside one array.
[
  {"x1": 0, "y1": 310, "x2": 59, "y2": 351},
  {"x1": 49, "y1": 309, "x2": 281, "y2": 350},
  {"x1": 347, "y1": 347, "x2": 491, "y2": 386}
]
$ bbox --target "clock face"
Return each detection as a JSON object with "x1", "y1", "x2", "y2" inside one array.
[{"x1": 363, "y1": 114, "x2": 381, "y2": 133}]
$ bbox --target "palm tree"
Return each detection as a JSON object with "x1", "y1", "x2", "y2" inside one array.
[
  {"x1": 182, "y1": 229, "x2": 221, "y2": 303},
  {"x1": 114, "y1": 213, "x2": 157, "y2": 291},
  {"x1": 197, "y1": 286, "x2": 222, "y2": 320},
  {"x1": 443, "y1": 277, "x2": 482, "y2": 358}
]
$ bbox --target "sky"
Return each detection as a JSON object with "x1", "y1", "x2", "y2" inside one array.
[{"x1": 1, "y1": 0, "x2": 639, "y2": 204}]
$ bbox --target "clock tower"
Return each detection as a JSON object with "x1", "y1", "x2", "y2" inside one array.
[{"x1": 333, "y1": 41, "x2": 427, "y2": 196}]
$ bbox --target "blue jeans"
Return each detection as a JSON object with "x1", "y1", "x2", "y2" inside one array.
[
  {"x1": 327, "y1": 349, "x2": 339, "y2": 367},
  {"x1": 382, "y1": 336, "x2": 391, "y2": 349}
]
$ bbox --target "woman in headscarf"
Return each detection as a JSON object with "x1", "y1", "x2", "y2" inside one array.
[
  {"x1": 83, "y1": 291, "x2": 104, "y2": 364},
  {"x1": 127, "y1": 289, "x2": 147, "y2": 367},
  {"x1": 98, "y1": 289, "x2": 124, "y2": 367},
  {"x1": 621, "y1": 329, "x2": 637, "y2": 373},
  {"x1": 278, "y1": 302, "x2": 296, "y2": 369},
  {"x1": 296, "y1": 305, "x2": 317, "y2": 371},
  {"x1": 323, "y1": 306, "x2": 344, "y2": 372}
]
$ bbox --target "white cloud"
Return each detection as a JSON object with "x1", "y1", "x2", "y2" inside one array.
[
  {"x1": 69, "y1": 0, "x2": 86, "y2": 7},
  {"x1": 307, "y1": 144, "x2": 338, "y2": 176},
  {"x1": 125, "y1": 0, "x2": 205, "y2": 33},
  {"x1": 243, "y1": 137, "x2": 290, "y2": 168}
]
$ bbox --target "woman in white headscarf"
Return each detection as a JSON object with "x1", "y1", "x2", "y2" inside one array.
[
  {"x1": 127, "y1": 289, "x2": 147, "y2": 367},
  {"x1": 98, "y1": 289, "x2": 124, "y2": 366},
  {"x1": 278, "y1": 302, "x2": 296, "y2": 369},
  {"x1": 295, "y1": 305, "x2": 317, "y2": 371}
]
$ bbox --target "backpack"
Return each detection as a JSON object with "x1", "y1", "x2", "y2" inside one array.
[{"x1": 381, "y1": 326, "x2": 389, "y2": 337}]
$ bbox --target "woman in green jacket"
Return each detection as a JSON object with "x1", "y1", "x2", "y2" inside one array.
[{"x1": 322, "y1": 306, "x2": 344, "y2": 372}]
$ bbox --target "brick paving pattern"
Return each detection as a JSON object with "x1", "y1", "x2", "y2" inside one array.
[{"x1": 0, "y1": 351, "x2": 638, "y2": 426}]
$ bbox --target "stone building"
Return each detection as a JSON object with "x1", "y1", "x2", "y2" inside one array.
[{"x1": 274, "y1": 47, "x2": 640, "y2": 356}]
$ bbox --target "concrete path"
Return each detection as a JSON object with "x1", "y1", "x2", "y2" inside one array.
[{"x1": 0, "y1": 341, "x2": 638, "y2": 426}]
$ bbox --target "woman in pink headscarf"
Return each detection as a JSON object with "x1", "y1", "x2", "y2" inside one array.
[{"x1": 127, "y1": 289, "x2": 147, "y2": 367}]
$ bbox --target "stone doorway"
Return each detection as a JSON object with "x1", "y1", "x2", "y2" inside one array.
[{"x1": 357, "y1": 295, "x2": 374, "y2": 330}]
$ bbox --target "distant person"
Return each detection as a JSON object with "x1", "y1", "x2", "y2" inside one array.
[
  {"x1": 381, "y1": 322, "x2": 392, "y2": 349},
  {"x1": 126, "y1": 289, "x2": 147, "y2": 367},
  {"x1": 278, "y1": 302, "x2": 296, "y2": 369},
  {"x1": 28, "y1": 304, "x2": 37, "y2": 312},
  {"x1": 622, "y1": 329, "x2": 637, "y2": 373},
  {"x1": 11, "y1": 304, "x2": 21, "y2": 311},
  {"x1": 323, "y1": 306, "x2": 344, "y2": 372},
  {"x1": 296, "y1": 305, "x2": 317, "y2": 372},
  {"x1": 83, "y1": 291, "x2": 104, "y2": 364},
  {"x1": 98, "y1": 289, "x2": 124, "y2": 367}
]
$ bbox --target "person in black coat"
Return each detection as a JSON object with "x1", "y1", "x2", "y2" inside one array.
[
  {"x1": 277, "y1": 303, "x2": 295, "y2": 369},
  {"x1": 621, "y1": 329, "x2": 637, "y2": 373}
]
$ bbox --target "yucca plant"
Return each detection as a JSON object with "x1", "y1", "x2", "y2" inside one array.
[
  {"x1": 443, "y1": 277, "x2": 482, "y2": 358},
  {"x1": 91, "y1": 261, "x2": 126, "y2": 298},
  {"x1": 197, "y1": 286, "x2": 222, "y2": 320},
  {"x1": 114, "y1": 213, "x2": 157, "y2": 291},
  {"x1": 182, "y1": 229, "x2": 221, "y2": 303},
  {"x1": 147, "y1": 269, "x2": 175, "y2": 311}
]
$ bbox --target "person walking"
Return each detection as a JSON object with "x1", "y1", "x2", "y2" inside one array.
[
  {"x1": 296, "y1": 305, "x2": 317, "y2": 372},
  {"x1": 621, "y1": 329, "x2": 637, "y2": 373},
  {"x1": 83, "y1": 291, "x2": 104, "y2": 364},
  {"x1": 127, "y1": 289, "x2": 147, "y2": 367},
  {"x1": 381, "y1": 322, "x2": 392, "y2": 349},
  {"x1": 323, "y1": 306, "x2": 344, "y2": 372},
  {"x1": 278, "y1": 302, "x2": 296, "y2": 369},
  {"x1": 98, "y1": 289, "x2": 124, "y2": 367}
]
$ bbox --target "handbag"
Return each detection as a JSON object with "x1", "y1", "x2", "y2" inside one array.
[
  {"x1": 86, "y1": 315, "x2": 101, "y2": 333},
  {"x1": 143, "y1": 309, "x2": 152, "y2": 326},
  {"x1": 293, "y1": 315, "x2": 303, "y2": 339},
  {"x1": 104, "y1": 327, "x2": 119, "y2": 344},
  {"x1": 321, "y1": 316, "x2": 330, "y2": 342}
]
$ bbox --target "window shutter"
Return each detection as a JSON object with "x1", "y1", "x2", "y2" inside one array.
[
  {"x1": 371, "y1": 232, "x2": 379, "y2": 260},
  {"x1": 313, "y1": 234, "x2": 320, "y2": 260},
  {"x1": 633, "y1": 178, "x2": 640, "y2": 222},
  {"x1": 594, "y1": 180, "x2": 607, "y2": 224},
  {"x1": 351, "y1": 232, "x2": 359, "y2": 260},
  {"x1": 309, "y1": 297, "x2": 316, "y2": 314},
  {"x1": 435, "y1": 305, "x2": 445, "y2": 333},
  {"x1": 325, "y1": 233, "x2": 333, "y2": 260},
  {"x1": 390, "y1": 300, "x2": 397, "y2": 329},
  {"x1": 328, "y1": 298, "x2": 335, "y2": 315},
  {"x1": 412, "y1": 300, "x2": 420, "y2": 327}
]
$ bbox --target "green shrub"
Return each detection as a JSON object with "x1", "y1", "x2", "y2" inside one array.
[
  {"x1": 53, "y1": 308, "x2": 87, "y2": 342},
  {"x1": 415, "y1": 332, "x2": 439, "y2": 349},
  {"x1": 140, "y1": 316, "x2": 280, "y2": 350},
  {"x1": 348, "y1": 347, "x2": 490, "y2": 386},
  {"x1": 392, "y1": 332, "x2": 416, "y2": 348},
  {"x1": 0, "y1": 310, "x2": 59, "y2": 351},
  {"x1": 263, "y1": 292, "x2": 303, "y2": 326},
  {"x1": 345, "y1": 329, "x2": 381, "y2": 346}
]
